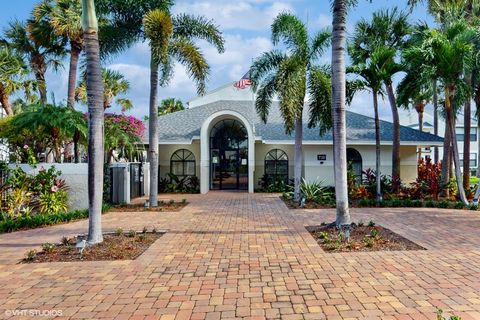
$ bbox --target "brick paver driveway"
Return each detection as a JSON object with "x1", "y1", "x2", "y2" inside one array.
[{"x1": 1, "y1": 192, "x2": 480, "y2": 320}]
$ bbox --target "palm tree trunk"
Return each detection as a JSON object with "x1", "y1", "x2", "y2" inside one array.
[
  {"x1": 32, "y1": 56, "x2": 48, "y2": 103},
  {"x1": 445, "y1": 89, "x2": 468, "y2": 205},
  {"x1": 73, "y1": 130, "x2": 81, "y2": 163},
  {"x1": 441, "y1": 118, "x2": 451, "y2": 197},
  {"x1": 67, "y1": 42, "x2": 82, "y2": 108},
  {"x1": 433, "y1": 80, "x2": 439, "y2": 163},
  {"x1": 463, "y1": 76, "x2": 472, "y2": 192},
  {"x1": 473, "y1": 91, "x2": 480, "y2": 203},
  {"x1": 293, "y1": 116, "x2": 303, "y2": 203},
  {"x1": 0, "y1": 87, "x2": 13, "y2": 116},
  {"x1": 385, "y1": 82, "x2": 401, "y2": 190},
  {"x1": 372, "y1": 91, "x2": 382, "y2": 201},
  {"x1": 416, "y1": 102, "x2": 424, "y2": 161},
  {"x1": 148, "y1": 53, "x2": 159, "y2": 207},
  {"x1": 82, "y1": 0, "x2": 104, "y2": 245},
  {"x1": 331, "y1": 0, "x2": 350, "y2": 227}
]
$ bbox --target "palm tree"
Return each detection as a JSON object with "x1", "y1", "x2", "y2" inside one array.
[
  {"x1": 331, "y1": 0, "x2": 352, "y2": 227},
  {"x1": 350, "y1": 8, "x2": 411, "y2": 190},
  {"x1": 3, "y1": 19, "x2": 65, "y2": 103},
  {"x1": 249, "y1": 13, "x2": 331, "y2": 203},
  {"x1": 76, "y1": 68, "x2": 132, "y2": 110},
  {"x1": 404, "y1": 19, "x2": 477, "y2": 206},
  {"x1": 348, "y1": 47, "x2": 385, "y2": 201},
  {"x1": 81, "y1": 0, "x2": 104, "y2": 244},
  {"x1": 34, "y1": 0, "x2": 84, "y2": 108},
  {"x1": 143, "y1": 9, "x2": 225, "y2": 207},
  {"x1": 158, "y1": 97, "x2": 184, "y2": 115},
  {"x1": 0, "y1": 47, "x2": 37, "y2": 116}
]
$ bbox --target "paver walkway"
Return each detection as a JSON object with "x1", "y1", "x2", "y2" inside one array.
[{"x1": 0, "y1": 192, "x2": 480, "y2": 320}]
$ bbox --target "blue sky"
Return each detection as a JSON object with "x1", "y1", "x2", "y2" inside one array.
[{"x1": 0, "y1": 0, "x2": 434, "y2": 120}]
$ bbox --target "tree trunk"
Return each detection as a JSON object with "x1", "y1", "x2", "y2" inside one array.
[
  {"x1": 463, "y1": 76, "x2": 472, "y2": 192},
  {"x1": 445, "y1": 88, "x2": 468, "y2": 205},
  {"x1": 473, "y1": 91, "x2": 480, "y2": 203},
  {"x1": 331, "y1": 0, "x2": 351, "y2": 227},
  {"x1": 83, "y1": 0, "x2": 104, "y2": 245},
  {"x1": 0, "y1": 88, "x2": 13, "y2": 116},
  {"x1": 373, "y1": 91, "x2": 382, "y2": 201},
  {"x1": 293, "y1": 116, "x2": 303, "y2": 203},
  {"x1": 73, "y1": 130, "x2": 81, "y2": 163},
  {"x1": 441, "y1": 117, "x2": 451, "y2": 197},
  {"x1": 148, "y1": 53, "x2": 159, "y2": 207},
  {"x1": 433, "y1": 80, "x2": 439, "y2": 163},
  {"x1": 385, "y1": 82, "x2": 401, "y2": 190},
  {"x1": 415, "y1": 102, "x2": 424, "y2": 161},
  {"x1": 32, "y1": 55, "x2": 48, "y2": 103},
  {"x1": 67, "y1": 42, "x2": 82, "y2": 109}
]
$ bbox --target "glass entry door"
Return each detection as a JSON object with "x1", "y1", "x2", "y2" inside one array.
[{"x1": 210, "y1": 119, "x2": 248, "y2": 190}]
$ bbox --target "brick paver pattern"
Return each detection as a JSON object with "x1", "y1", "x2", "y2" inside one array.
[{"x1": 0, "y1": 192, "x2": 480, "y2": 320}]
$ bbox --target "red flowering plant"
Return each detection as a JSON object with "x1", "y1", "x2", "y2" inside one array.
[{"x1": 104, "y1": 114, "x2": 146, "y2": 162}]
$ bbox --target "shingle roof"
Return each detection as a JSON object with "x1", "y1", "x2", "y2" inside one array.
[{"x1": 151, "y1": 100, "x2": 443, "y2": 144}]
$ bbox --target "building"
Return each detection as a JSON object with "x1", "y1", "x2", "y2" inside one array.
[
  {"x1": 402, "y1": 112, "x2": 478, "y2": 175},
  {"x1": 152, "y1": 83, "x2": 444, "y2": 194}
]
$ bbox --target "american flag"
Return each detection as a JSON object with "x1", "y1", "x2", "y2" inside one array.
[{"x1": 233, "y1": 71, "x2": 252, "y2": 89}]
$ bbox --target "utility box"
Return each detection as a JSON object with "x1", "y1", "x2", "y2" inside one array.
[{"x1": 110, "y1": 163, "x2": 131, "y2": 205}]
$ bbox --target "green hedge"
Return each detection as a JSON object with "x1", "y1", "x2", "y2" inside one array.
[
  {"x1": 0, "y1": 204, "x2": 112, "y2": 234},
  {"x1": 356, "y1": 198, "x2": 477, "y2": 210}
]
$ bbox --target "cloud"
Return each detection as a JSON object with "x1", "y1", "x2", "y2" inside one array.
[
  {"x1": 316, "y1": 13, "x2": 331, "y2": 29},
  {"x1": 172, "y1": 1, "x2": 295, "y2": 31}
]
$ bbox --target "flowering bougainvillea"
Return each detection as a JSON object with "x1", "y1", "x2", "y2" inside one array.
[{"x1": 104, "y1": 114, "x2": 145, "y2": 138}]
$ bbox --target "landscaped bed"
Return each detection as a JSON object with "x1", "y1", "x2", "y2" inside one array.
[
  {"x1": 22, "y1": 229, "x2": 163, "y2": 263},
  {"x1": 306, "y1": 222, "x2": 425, "y2": 252},
  {"x1": 109, "y1": 199, "x2": 187, "y2": 212}
]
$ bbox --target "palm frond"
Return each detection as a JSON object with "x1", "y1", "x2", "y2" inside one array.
[
  {"x1": 169, "y1": 38, "x2": 209, "y2": 95},
  {"x1": 271, "y1": 12, "x2": 308, "y2": 56},
  {"x1": 307, "y1": 67, "x2": 332, "y2": 135},
  {"x1": 255, "y1": 74, "x2": 276, "y2": 123},
  {"x1": 143, "y1": 9, "x2": 173, "y2": 62},
  {"x1": 310, "y1": 29, "x2": 331, "y2": 62},
  {"x1": 249, "y1": 50, "x2": 285, "y2": 90},
  {"x1": 172, "y1": 14, "x2": 225, "y2": 53}
]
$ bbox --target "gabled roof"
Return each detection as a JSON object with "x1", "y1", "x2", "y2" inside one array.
[{"x1": 151, "y1": 100, "x2": 443, "y2": 145}]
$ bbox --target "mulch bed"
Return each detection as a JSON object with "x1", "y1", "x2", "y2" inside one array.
[
  {"x1": 306, "y1": 223, "x2": 425, "y2": 253},
  {"x1": 283, "y1": 199, "x2": 334, "y2": 209},
  {"x1": 109, "y1": 202, "x2": 187, "y2": 212},
  {"x1": 22, "y1": 231, "x2": 163, "y2": 263}
]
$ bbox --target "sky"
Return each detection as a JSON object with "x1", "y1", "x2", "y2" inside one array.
[{"x1": 0, "y1": 0, "x2": 435, "y2": 121}]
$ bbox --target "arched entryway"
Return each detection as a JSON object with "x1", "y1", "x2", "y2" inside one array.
[
  {"x1": 199, "y1": 111, "x2": 255, "y2": 194},
  {"x1": 210, "y1": 119, "x2": 248, "y2": 190},
  {"x1": 347, "y1": 148, "x2": 363, "y2": 185}
]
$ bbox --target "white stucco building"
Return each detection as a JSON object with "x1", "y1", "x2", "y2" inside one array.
[{"x1": 150, "y1": 83, "x2": 444, "y2": 194}]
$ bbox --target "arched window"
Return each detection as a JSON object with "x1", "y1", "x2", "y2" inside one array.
[
  {"x1": 347, "y1": 148, "x2": 362, "y2": 185},
  {"x1": 265, "y1": 149, "x2": 289, "y2": 182},
  {"x1": 171, "y1": 149, "x2": 196, "y2": 177}
]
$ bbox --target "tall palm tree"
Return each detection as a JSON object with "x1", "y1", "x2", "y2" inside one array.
[
  {"x1": 350, "y1": 8, "x2": 411, "y2": 189},
  {"x1": 81, "y1": 0, "x2": 104, "y2": 244},
  {"x1": 331, "y1": 0, "x2": 352, "y2": 227},
  {"x1": 3, "y1": 19, "x2": 65, "y2": 103},
  {"x1": 158, "y1": 97, "x2": 184, "y2": 115},
  {"x1": 348, "y1": 47, "x2": 385, "y2": 201},
  {"x1": 144, "y1": 9, "x2": 225, "y2": 207},
  {"x1": 0, "y1": 47, "x2": 36, "y2": 116},
  {"x1": 34, "y1": 0, "x2": 84, "y2": 108},
  {"x1": 76, "y1": 68, "x2": 132, "y2": 110},
  {"x1": 250, "y1": 13, "x2": 332, "y2": 203},
  {"x1": 404, "y1": 19, "x2": 477, "y2": 206}
]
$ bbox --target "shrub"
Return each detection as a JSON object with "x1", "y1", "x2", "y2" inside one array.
[
  {"x1": 438, "y1": 201, "x2": 449, "y2": 209},
  {"x1": 25, "y1": 249, "x2": 37, "y2": 261},
  {"x1": 454, "y1": 202, "x2": 465, "y2": 210},
  {"x1": 42, "y1": 242, "x2": 55, "y2": 253},
  {"x1": 39, "y1": 189, "x2": 68, "y2": 214},
  {"x1": 299, "y1": 178, "x2": 334, "y2": 204},
  {"x1": 425, "y1": 200, "x2": 435, "y2": 208}
]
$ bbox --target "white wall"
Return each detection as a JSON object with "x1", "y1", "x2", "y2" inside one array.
[
  {"x1": 14, "y1": 163, "x2": 89, "y2": 211},
  {"x1": 158, "y1": 142, "x2": 201, "y2": 179}
]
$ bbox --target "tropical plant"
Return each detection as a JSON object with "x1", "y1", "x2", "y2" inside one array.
[
  {"x1": 250, "y1": 12, "x2": 332, "y2": 203},
  {"x1": 299, "y1": 178, "x2": 334, "y2": 204},
  {"x1": 3, "y1": 18, "x2": 65, "y2": 103},
  {"x1": 331, "y1": 0, "x2": 352, "y2": 227},
  {"x1": 0, "y1": 104, "x2": 87, "y2": 162},
  {"x1": 348, "y1": 40, "x2": 387, "y2": 202},
  {"x1": 349, "y1": 8, "x2": 411, "y2": 190},
  {"x1": 39, "y1": 188, "x2": 68, "y2": 214},
  {"x1": 158, "y1": 97, "x2": 184, "y2": 115},
  {"x1": 81, "y1": 0, "x2": 104, "y2": 244},
  {"x1": 76, "y1": 68, "x2": 133, "y2": 110},
  {"x1": 143, "y1": 9, "x2": 225, "y2": 206},
  {"x1": 403, "y1": 18, "x2": 478, "y2": 206},
  {"x1": 0, "y1": 47, "x2": 37, "y2": 116}
]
